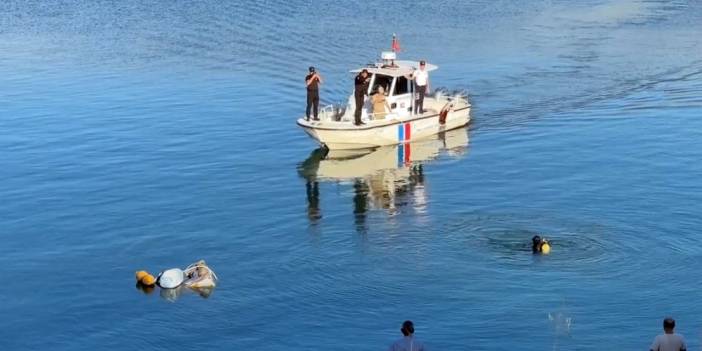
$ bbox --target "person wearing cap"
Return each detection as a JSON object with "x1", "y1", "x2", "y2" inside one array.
[
  {"x1": 410, "y1": 60, "x2": 430, "y2": 114},
  {"x1": 650, "y1": 317, "x2": 687, "y2": 351},
  {"x1": 389, "y1": 320, "x2": 427, "y2": 351},
  {"x1": 354, "y1": 69, "x2": 371, "y2": 126},
  {"x1": 305, "y1": 66, "x2": 323, "y2": 121}
]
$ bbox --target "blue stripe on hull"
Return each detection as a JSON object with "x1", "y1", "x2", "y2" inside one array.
[{"x1": 397, "y1": 143, "x2": 404, "y2": 167}]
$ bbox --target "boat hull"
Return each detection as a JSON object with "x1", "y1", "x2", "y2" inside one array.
[{"x1": 298, "y1": 105, "x2": 470, "y2": 150}]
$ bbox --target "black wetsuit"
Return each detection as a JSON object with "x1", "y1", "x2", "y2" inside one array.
[
  {"x1": 306, "y1": 73, "x2": 320, "y2": 120},
  {"x1": 354, "y1": 73, "x2": 370, "y2": 125},
  {"x1": 415, "y1": 84, "x2": 426, "y2": 114}
]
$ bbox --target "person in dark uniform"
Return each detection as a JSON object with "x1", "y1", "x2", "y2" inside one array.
[
  {"x1": 354, "y1": 69, "x2": 371, "y2": 126},
  {"x1": 305, "y1": 66, "x2": 322, "y2": 121}
]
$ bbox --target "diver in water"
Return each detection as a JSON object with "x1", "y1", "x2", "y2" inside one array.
[{"x1": 532, "y1": 235, "x2": 551, "y2": 254}]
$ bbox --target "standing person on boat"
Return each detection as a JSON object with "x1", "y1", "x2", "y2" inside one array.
[
  {"x1": 410, "y1": 60, "x2": 430, "y2": 115},
  {"x1": 389, "y1": 320, "x2": 427, "y2": 351},
  {"x1": 305, "y1": 66, "x2": 323, "y2": 121},
  {"x1": 371, "y1": 86, "x2": 392, "y2": 120},
  {"x1": 354, "y1": 69, "x2": 371, "y2": 125},
  {"x1": 649, "y1": 317, "x2": 687, "y2": 351}
]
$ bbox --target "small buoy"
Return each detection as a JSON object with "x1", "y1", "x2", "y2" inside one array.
[
  {"x1": 541, "y1": 242, "x2": 551, "y2": 254},
  {"x1": 136, "y1": 270, "x2": 156, "y2": 286},
  {"x1": 136, "y1": 271, "x2": 149, "y2": 281},
  {"x1": 136, "y1": 270, "x2": 149, "y2": 282},
  {"x1": 140, "y1": 273, "x2": 156, "y2": 286}
]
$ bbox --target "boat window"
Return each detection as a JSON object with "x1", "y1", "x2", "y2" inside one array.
[
  {"x1": 394, "y1": 76, "x2": 409, "y2": 95},
  {"x1": 372, "y1": 74, "x2": 393, "y2": 95}
]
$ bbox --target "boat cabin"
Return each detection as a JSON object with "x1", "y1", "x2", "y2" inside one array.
[{"x1": 349, "y1": 52, "x2": 437, "y2": 120}]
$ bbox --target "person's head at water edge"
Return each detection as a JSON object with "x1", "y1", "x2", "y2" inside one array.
[
  {"x1": 401, "y1": 320, "x2": 414, "y2": 336},
  {"x1": 663, "y1": 317, "x2": 676, "y2": 333},
  {"x1": 649, "y1": 317, "x2": 687, "y2": 351}
]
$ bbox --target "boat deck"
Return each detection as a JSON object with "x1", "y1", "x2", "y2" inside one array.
[{"x1": 298, "y1": 108, "x2": 442, "y2": 130}]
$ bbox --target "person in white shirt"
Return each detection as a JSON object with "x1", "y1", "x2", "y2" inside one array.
[
  {"x1": 650, "y1": 317, "x2": 687, "y2": 351},
  {"x1": 410, "y1": 60, "x2": 430, "y2": 114},
  {"x1": 388, "y1": 320, "x2": 427, "y2": 351}
]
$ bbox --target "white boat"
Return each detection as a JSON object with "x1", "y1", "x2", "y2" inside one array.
[{"x1": 297, "y1": 52, "x2": 471, "y2": 150}]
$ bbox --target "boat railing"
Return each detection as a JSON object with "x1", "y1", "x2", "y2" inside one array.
[
  {"x1": 318, "y1": 104, "x2": 346, "y2": 122},
  {"x1": 316, "y1": 105, "x2": 401, "y2": 123},
  {"x1": 367, "y1": 112, "x2": 399, "y2": 121}
]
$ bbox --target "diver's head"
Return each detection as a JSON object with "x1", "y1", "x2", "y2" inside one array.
[
  {"x1": 532, "y1": 235, "x2": 543, "y2": 252},
  {"x1": 401, "y1": 320, "x2": 414, "y2": 336}
]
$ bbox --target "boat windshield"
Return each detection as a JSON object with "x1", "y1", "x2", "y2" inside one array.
[
  {"x1": 371, "y1": 74, "x2": 393, "y2": 95},
  {"x1": 394, "y1": 75, "x2": 409, "y2": 96}
]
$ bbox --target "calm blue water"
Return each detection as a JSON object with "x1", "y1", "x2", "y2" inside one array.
[{"x1": 2, "y1": 0, "x2": 702, "y2": 350}]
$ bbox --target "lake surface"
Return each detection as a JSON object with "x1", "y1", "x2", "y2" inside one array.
[{"x1": 1, "y1": 0, "x2": 702, "y2": 350}]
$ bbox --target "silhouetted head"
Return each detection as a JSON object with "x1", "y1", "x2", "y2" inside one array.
[
  {"x1": 532, "y1": 235, "x2": 543, "y2": 252},
  {"x1": 309, "y1": 66, "x2": 315, "y2": 73},
  {"x1": 664, "y1": 317, "x2": 676, "y2": 332},
  {"x1": 401, "y1": 320, "x2": 414, "y2": 336}
]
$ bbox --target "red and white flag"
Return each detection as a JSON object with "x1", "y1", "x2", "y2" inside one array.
[{"x1": 391, "y1": 34, "x2": 401, "y2": 53}]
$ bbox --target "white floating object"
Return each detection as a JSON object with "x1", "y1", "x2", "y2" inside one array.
[{"x1": 158, "y1": 268, "x2": 185, "y2": 289}]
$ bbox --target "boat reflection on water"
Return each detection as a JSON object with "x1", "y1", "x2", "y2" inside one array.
[{"x1": 298, "y1": 128, "x2": 469, "y2": 227}]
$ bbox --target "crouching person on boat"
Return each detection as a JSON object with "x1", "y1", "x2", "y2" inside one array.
[{"x1": 371, "y1": 86, "x2": 392, "y2": 120}]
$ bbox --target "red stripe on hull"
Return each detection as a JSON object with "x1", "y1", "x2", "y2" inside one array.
[{"x1": 404, "y1": 143, "x2": 411, "y2": 165}]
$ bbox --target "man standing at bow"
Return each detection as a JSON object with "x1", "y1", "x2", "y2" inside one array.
[{"x1": 305, "y1": 66, "x2": 322, "y2": 121}]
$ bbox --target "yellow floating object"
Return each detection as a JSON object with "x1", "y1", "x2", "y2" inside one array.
[
  {"x1": 140, "y1": 273, "x2": 156, "y2": 286},
  {"x1": 136, "y1": 270, "x2": 156, "y2": 286},
  {"x1": 136, "y1": 270, "x2": 149, "y2": 281},
  {"x1": 541, "y1": 242, "x2": 551, "y2": 254}
]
